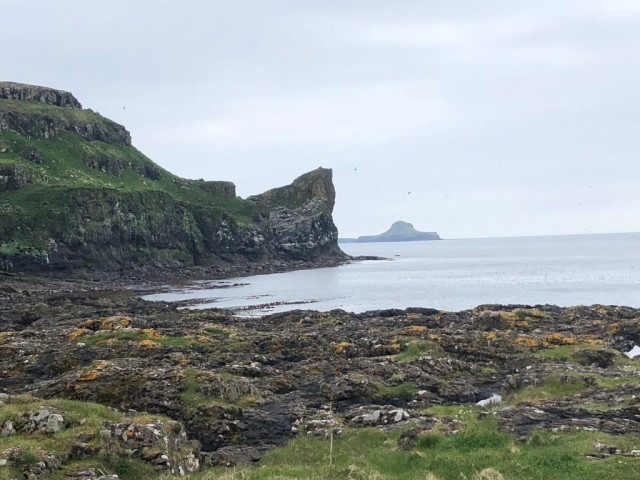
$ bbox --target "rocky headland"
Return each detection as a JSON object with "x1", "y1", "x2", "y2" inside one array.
[{"x1": 0, "y1": 82, "x2": 346, "y2": 277}]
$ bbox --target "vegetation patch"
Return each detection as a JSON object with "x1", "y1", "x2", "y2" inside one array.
[
  {"x1": 395, "y1": 340, "x2": 445, "y2": 362},
  {"x1": 182, "y1": 420, "x2": 640, "y2": 479},
  {"x1": 80, "y1": 330, "x2": 208, "y2": 348},
  {"x1": 371, "y1": 381, "x2": 417, "y2": 399},
  {"x1": 0, "y1": 394, "x2": 187, "y2": 480}
]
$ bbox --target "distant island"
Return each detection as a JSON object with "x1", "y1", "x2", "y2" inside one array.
[{"x1": 339, "y1": 220, "x2": 441, "y2": 243}]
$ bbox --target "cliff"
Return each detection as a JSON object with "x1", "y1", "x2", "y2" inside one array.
[
  {"x1": 341, "y1": 221, "x2": 441, "y2": 243},
  {"x1": 0, "y1": 82, "x2": 346, "y2": 273}
]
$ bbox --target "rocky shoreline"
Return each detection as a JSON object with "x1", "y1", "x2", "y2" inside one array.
[{"x1": 1, "y1": 272, "x2": 640, "y2": 479}]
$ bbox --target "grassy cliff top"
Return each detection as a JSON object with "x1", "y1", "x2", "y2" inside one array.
[{"x1": 0, "y1": 90, "x2": 255, "y2": 219}]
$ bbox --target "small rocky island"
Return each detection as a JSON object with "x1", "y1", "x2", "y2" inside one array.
[{"x1": 340, "y1": 220, "x2": 441, "y2": 243}]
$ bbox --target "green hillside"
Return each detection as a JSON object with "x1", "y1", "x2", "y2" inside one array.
[{"x1": 0, "y1": 83, "x2": 341, "y2": 271}]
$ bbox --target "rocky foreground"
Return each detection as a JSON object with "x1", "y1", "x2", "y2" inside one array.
[{"x1": 1, "y1": 275, "x2": 640, "y2": 479}]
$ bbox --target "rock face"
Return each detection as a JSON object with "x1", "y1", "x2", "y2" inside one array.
[
  {"x1": 0, "y1": 82, "x2": 345, "y2": 273},
  {"x1": 250, "y1": 168, "x2": 340, "y2": 259},
  {"x1": 341, "y1": 220, "x2": 440, "y2": 243},
  {"x1": 0, "y1": 82, "x2": 82, "y2": 108}
]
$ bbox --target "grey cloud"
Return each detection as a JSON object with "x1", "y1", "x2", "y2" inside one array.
[{"x1": 3, "y1": 0, "x2": 639, "y2": 237}]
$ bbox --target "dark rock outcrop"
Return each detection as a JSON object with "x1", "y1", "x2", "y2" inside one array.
[
  {"x1": 0, "y1": 82, "x2": 82, "y2": 108},
  {"x1": 3, "y1": 283, "x2": 640, "y2": 468}
]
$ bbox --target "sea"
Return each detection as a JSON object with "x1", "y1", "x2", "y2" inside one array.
[{"x1": 143, "y1": 232, "x2": 640, "y2": 316}]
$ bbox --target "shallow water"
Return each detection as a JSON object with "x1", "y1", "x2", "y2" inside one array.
[{"x1": 143, "y1": 232, "x2": 640, "y2": 316}]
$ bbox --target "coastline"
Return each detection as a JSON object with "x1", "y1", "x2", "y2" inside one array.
[{"x1": 1, "y1": 269, "x2": 639, "y2": 478}]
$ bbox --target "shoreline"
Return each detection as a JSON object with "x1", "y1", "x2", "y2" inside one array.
[{"x1": 1, "y1": 267, "x2": 639, "y2": 477}]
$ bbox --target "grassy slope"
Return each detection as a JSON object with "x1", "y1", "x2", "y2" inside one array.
[
  {"x1": 188, "y1": 418, "x2": 640, "y2": 480},
  {"x1": 0, "y1": 395, "x2": 184, "y2": 480},
  {"x1": 0, "y1": 100, "x2": 258, "y2": 251}
]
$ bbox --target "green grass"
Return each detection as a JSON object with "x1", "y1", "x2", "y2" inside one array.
[
  {"x1": 0, "y1": 395, "x2": 184, "y2": 480},
  {"x1": 180, "y1": 368, "x2": 260, "y2": 409},
  {"x1": 371, "y1": 381, "x2": 417, "y2": 399},
  {"x1": 0, "y1": 122, "x2": 260, "y2": 250},
  {"x1": 81, "y1": 330, "x2": 209, "y2": 348},
  {"x1": 506, "y1": 373, "x2": 639, "y2": 405},
  {"x1": 178, "y1": 419, "x2": 640, "y2": 480}
]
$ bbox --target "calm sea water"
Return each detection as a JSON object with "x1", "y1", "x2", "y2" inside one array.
[{"x1": 143, "y1": 233, "x2": 640, "y2": 316}]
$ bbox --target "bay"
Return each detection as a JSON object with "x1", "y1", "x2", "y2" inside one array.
[{"x1": 143, "y1": 232, "x2": 640, "y2": 315}]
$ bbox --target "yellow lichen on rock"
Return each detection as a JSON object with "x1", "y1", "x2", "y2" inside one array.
[
  {"x1": 0, "y1": 331, "x2": 14, "y2": 343},
  {"x1": 139, "y1": 339, "x2": 161, "y2": 348},
  {"x1": 68, "y1": 328, "x2": 90, "y2": 340},
  {"x1": 335, "y1": 341, "x2": 353, "y2": 355},
  {"x1": 543, "y1": 333, "x2": 577, "y2": 347},
  {"x1": 405, "y1": 325, "x2": 427, "y2": 334},
  {"x1": 78, "y1": 360, "x2": 109, "y2": 381},
  {"x1": 608, "y1": 322, "x2": 621, "y2": 333},
  {"x1": 100, "y1": 315, "x2": 132, "y2": 330},
  {"x1": 513, "y1": 336, "x2": 541, "y2": 349},
  {"x1": 141, "y1": 328, "x2": 164, "y2": 339},
  {"x1": 78, "y1": 371, "x2": 102, "y2": 382}
]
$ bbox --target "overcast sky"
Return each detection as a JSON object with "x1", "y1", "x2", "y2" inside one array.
[{"x1": 5, "y1": 0, "x2": 640, "y2": 238}]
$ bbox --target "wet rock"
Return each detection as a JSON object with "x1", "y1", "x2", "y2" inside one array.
[
  {"x1": 321, "y1": 374, "x2": 374, "y2": 401},
  {"x1": 99, "y1": 421, "x2": 199, "y2": 474},
  {"x1": 398, "y1": 428, "x2": 420, "y2": 450},
  {"x1": 571, "y1": 349, "x2": 616, "y2": 368},
  {"x1": 3, "y1": 280, "x2": 640, "y2": 468},
  {"x1": 203, "y1": 445, "x2": 266, "y2": 467},
  {"x1": 493, "y1": 405, "x2": 640, "y2": 437},
  {"x1": 1, "y1": 419, "x2": 16, "y2": 436},
  {"x1": 346, "y1": 406, "x2": 410, "y2": 427}
]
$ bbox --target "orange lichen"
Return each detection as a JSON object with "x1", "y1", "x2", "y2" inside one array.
[
  {"x1": 0, "y1": 332, "x2": 14, "y2": 343},
  {"x1": 580, "y1": 336, "x2": 606, "y2": 346},
  {"x1": 405, "y1": 325, "x2": 427, "y2": 334},
  {"x1": 499, "y1": 312, "x2": 519, "y2": 323},
  {"x1": 513, "y1": 336, "x2": 541, "y2": 349},
  {"x1": 175, "y1": 355, "x2": 190, "y2": 366},
  {"x1": 607, "y1": 323, "x2": 621, "y2": 334},
  {"x1": 543, "y1": 333, "x2": 577, "y2": 347},
  {"x1": 78, "y1": 371, "x2": 101, "y2": 382},
  {"x1": 141, "y1": 328, "x2": 164, "y2": 339},
  {"x1": 390, "y1": 340, "x2": 402, "y2": 352},
  {"x1": 139, "y1": 339, "x2": 160, "y2": 348},
  {"x1": 99, "y1": 315, "x2": 132, "y2": 330},
  {"x1": 68, "y1": 328, "x2": 89, "y2": 340},
  {"x1": 484, "y1": 332, "x2": 499, "y2": 341},
  {"x1": 335, "y1": 341, "x2": 353, "y2": 355},
  {"x1": 407, "y1": 313, "x2": 423, "y2": 320},
  {"x1": 94, "y1": 360, "x2": 109, "y2": 370}
]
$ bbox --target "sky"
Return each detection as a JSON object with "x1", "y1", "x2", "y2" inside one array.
[{"x1": 4, "y1": 0, "x2": 640, "y2": 238}]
